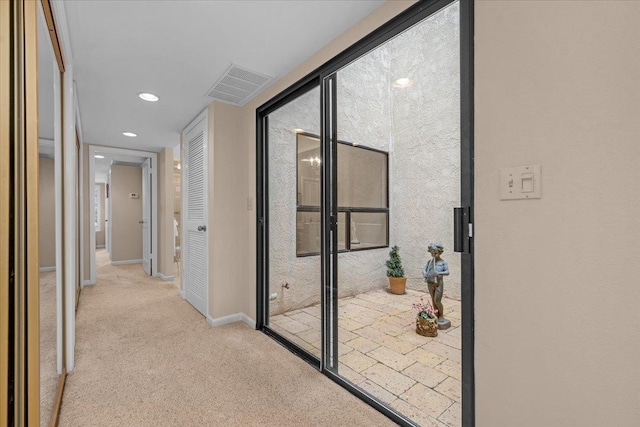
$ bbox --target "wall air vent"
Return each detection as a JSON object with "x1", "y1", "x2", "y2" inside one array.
[{"x1": 206, "y1": 64, "x2": 274, "y2": 107}]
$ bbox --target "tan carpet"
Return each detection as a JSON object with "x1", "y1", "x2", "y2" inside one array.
[
  {"x1": 59, "y1": 250, "x2": 395, "y2": 426},
  {"x1": 40, "y1": 269, "x2": 59, "y2": 426}
]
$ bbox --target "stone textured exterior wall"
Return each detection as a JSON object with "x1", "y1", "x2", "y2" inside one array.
[{"x1": 268, "y1": 3, "x2": 460, "y2": 316}]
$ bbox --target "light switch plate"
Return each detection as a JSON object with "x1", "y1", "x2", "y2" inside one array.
[{"x1": 500, "y1": 165, "x2": 541, "y2": 200}]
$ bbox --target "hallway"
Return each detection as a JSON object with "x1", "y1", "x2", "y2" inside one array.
[{"x1": 59, "y1": 250, "x2": 393, "y2": 426}]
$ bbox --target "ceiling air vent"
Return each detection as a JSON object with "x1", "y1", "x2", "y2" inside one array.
[{"x1": 206, "y1": 64, "x2": 273, "y2": 106}]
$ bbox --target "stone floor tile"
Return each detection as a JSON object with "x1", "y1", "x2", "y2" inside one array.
[
  {"x1": 339, "y1": 318, "x2": 366, "y2": 332},
  {"x1": 422, "y1": 341, "x2": 461, "y2": 363},
  {"x1": 438, "y1": 402, "x2": 461, "y2": 427},
  {"x1": 402, "y1": 362, "x2": 448, "y2": 388},
  {"x1": 397, "y1": 330, "x2": 433, "y2": 347},
  {"x1": 286, "y1": 311, "x2": 320, "y2": 326},
  {"x1": 447, "y1": 310, "x2": 461, "y2": 320},
  {"x1": 345, "y1": 336, "x2": 380, "y2": 354},
  {"x1": 274, "y1": 318, "x2": 311, "y2": 335},
  {"x1": 434, "y1": 377, "x2": 461, "y2": 403},
  {"x1": 406, "y1": 347, "x2": 447, "y2": 368},
  {"x1": 370, "y1": 320, "x2": 407, "y2": 337},
  {"x1": 434, "y1": 359, "x2": 461, "y2": 381},
  {"x1": 446, "y1": 326, "x2": 461, "y2": 338},
  {"x1": 301, "y1": 304, "x2": 321, "y2": 318},
  {"x1": 340, "y1": 350, "x2": 378, "y2": 373},
  {"x1": 400, "y1": 383, "x2": 453, "y2": 419},
  {"x1": 296, "y1": 328, "x2": 321, "y2": 349},
  {"x1": 358, "y1": 379, "x2": 397, "y2": 404},
  {"x1": 374, "y1": 334, "x2": 418, "y2": 355},
  {"x1": 338, "y1": 364, "x2": 366, "y2": 385},
  {"x1": 434, "y1": 332, "x2": 462, "y2": 350},
  {"x1": 367, "y1": 346, "x2": 415, "y2": 371},
  {"x1": 338, "y1": 343, "x2": 354, "y2": 356},
  {"x1": 389, "y1": 399, "x2": 447, "y2": 427},
  {"x1": 337, "y1": 327, "x2": 357, "y2": 343},
  {"x1": 361, "y1": 363, "x2": 416, "y2": 396},
  {"x1": 351, "y1": 297, "x2": 388, "y2": 313}
]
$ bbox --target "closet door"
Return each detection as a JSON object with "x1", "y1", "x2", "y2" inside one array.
[{"x1": 181, "y1": 111, "x2": 209, "y2": 316}]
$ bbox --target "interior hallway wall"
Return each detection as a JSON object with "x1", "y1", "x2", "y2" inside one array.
[
  {"x1": 475, "y1": 1, "x2": 640, "y2": 425},
  {"x1": 109, "y1": 165, "x2": 143, "y2": 262},
  {"x1": 95, "y1": 183, "x2": 105, "y2": 247},
  {"x1": 39, "y1": 156, "x2": 56, "y2": 268},
  {"x1": 157, "y1": 148, "x2": 175, "y2": 278}
]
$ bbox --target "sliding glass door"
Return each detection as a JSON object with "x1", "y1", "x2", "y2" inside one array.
[{"x1": 257, "y1": 1, "x2": 472, "y2": 425}]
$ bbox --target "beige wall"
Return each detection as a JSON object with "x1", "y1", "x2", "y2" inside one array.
[
  {"x1": 39, "y1": 157, "x2": 56, "y2": 268},
  {"x1": 475, "y1": 1, "x2": 640, "y2": 425},
  {"x1": 95, "y1": 183, "x2": 105, "y2": 247},
  {"x1": 110, "y1": 165, "x2": 143, "y2": 262},
  {"x1": 157, "y1": 148, "x2": 175, "y2": 277}
]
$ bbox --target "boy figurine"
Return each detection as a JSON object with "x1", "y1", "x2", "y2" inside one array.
[{"x1": 423, "y1": 242, "x2": 451, "y2": 329}]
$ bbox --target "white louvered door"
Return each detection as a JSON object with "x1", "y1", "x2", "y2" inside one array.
[{"x1": 182, "y1": 111, "x2": 208, "y2": 316}]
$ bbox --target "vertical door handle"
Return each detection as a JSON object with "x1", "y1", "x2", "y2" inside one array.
[{"x1": 454, "y1": 207, "x2": 471, "y2": 254}]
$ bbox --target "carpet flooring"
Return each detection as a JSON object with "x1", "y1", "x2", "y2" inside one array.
[
  {"x1": 40, "y1": 270, "x2": 59, "y2": 426},
  {"x1": 58, "y1": 250, "x2": 394, "y2": 426}
]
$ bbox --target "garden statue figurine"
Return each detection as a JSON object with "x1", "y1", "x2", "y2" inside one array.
[{"x1": 423, "y1": 242, "x2": 451, "y2": 329}]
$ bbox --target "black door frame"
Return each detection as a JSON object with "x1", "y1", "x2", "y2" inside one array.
[{"x1": 256, "y1": 0, "x2": 474, "y2": 425}]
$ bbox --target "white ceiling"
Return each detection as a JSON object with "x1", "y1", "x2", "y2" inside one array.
[{"x1": 64, "y1": 0, "x2": 386, "y2": 153}]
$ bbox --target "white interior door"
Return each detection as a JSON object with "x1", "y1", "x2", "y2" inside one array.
[
  {"x1": 182, "y1": 111, "x2": 208, "y2": 316},
  {"x1": 141, "y1": 159, "x2": 151, "y2": 275}
]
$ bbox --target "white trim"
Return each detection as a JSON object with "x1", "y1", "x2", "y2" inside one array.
[
  {"x1": 178, "y1": 289, "x2": 185, "y2": 299},
  {"x1": 110, "y1": 259, "x2": 143, "y2": 266},
  {"x1": 96, "y1": 245, "x2": 105, "y2": 249},
  {"x1": 206, "y1": 313, "x2": 256, "y2": 329},
  {"x1": 39, "y1": 266, "x2": 56, "y2": 272},
  {"x1": 81, "y1": 279, "x2": 95, "y2": 287},
  {"x1": 88, "y1": 145, "x2": 158, "y2": 284},
  {"x1": 157, "y1": 273, "x2": 175, "y2": 281}
]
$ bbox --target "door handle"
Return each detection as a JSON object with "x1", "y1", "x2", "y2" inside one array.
[
  {"x1": 139, "y1": 220, "x2": 144, "y2": 224},
  {"x1": 453, "y1": 207, "x2": 471, "y2": 254},
  {"x1": 197, "y1": 225, "x2": 207, "y2": 232}
]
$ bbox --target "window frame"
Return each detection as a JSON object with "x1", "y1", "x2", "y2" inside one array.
[{"x1": 295, "y1": 132, "x2": 389, "y2": 257}]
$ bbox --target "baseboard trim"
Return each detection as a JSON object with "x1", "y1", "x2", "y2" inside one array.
[
  {"x1": 111, "y1": 259, "x2": 143, "y2": 266},
  {"x1": 206, "y1": 312, "x2": 256, "y2": 329},
  {"x1": 50, "y1": 369, "x2": 67, "y2": 427},
  {"x1": 39, "y1": 266, "x2": 56, "y2": 272},
  {"x1": 81, "y1": 279, "x2": 95, "y2": 287},
  {"x1": 157, "y1": 273, "x2": 175, "y2": 281},
  {"x1": 178, "y1": 289, "x2": 185, "y2": 299},
  {"x1": 96, "y1": 245, "x2": 105, "y2": 249}
]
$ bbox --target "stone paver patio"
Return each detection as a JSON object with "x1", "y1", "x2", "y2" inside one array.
[{"x1": 270, "y1": 288, "x2": 461, "y2": 427}]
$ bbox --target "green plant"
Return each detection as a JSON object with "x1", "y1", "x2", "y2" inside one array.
[{"x1": 385, "y1": 245, "x2": 405, "y2": 278}]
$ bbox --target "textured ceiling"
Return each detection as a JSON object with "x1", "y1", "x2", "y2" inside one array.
[{"x1": 64, "y1": 0, "x2": 386, "y2": 152}]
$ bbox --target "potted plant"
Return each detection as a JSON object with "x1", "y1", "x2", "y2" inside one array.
[
  {"x1": 413, "y1": 297, "x2": 438, "y2": 337},
  {"x1": 386, "y1": 245, "x2": 406, "y2": 294}
]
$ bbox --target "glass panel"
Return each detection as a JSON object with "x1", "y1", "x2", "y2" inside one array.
[
  {"x1": 350, "y1": 212, "x2": 387, "y2": 249},
  {"x1": 333, "y1": 3, "x2": 462, "y2": 425},
  {"x1": 296, "y1": 211, "x2": 321, "y2": 256},
  {"x1": 267, "y1": 86, "x2": 322, "y2": 359},
  {"x1": 337, "y1": 143, "x2": 387, "y2": 209}
]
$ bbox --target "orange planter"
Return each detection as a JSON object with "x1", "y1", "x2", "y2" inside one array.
[{"x1": 388, "y1": 276, "x2": 406, "y2": 295}]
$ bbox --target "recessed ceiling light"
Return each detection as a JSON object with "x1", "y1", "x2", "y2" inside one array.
[
  {"x1": 394, "y1": 77, "x2": 413, "y2": 88},
  {"x1": 138, "y1": 92, "x2": 159, "y2": 102},
  {"x1": 122, "y1": 132, "x2": 137, "y2": 137},
  {"x1": 94, "y1": 155, "x2": 105, "y2": 159}
]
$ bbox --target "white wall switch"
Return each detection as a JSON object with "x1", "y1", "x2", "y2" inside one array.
[{"x1": 500, "y1": 165, "x2": 541, "y2": 200}]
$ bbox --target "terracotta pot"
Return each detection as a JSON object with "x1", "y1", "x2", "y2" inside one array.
[
  {"x1": 416, "y1": 317, "x2": 438, "y2": 337},
  {"x1": 388, "y1": 276, "x2": 406, "y2": 295}
]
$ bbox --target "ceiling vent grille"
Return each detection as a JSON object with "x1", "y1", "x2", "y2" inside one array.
[{"x1": 206, "y1": 64, "x2": 273, "y2": 106}]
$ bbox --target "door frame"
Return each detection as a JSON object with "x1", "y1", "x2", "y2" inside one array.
[
  {"x1": 87, "y1": 146, "x2": 158, "y2": 284},
  {"x1": 256, "y1": 0, "x2": 474, "y2": 425}
]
